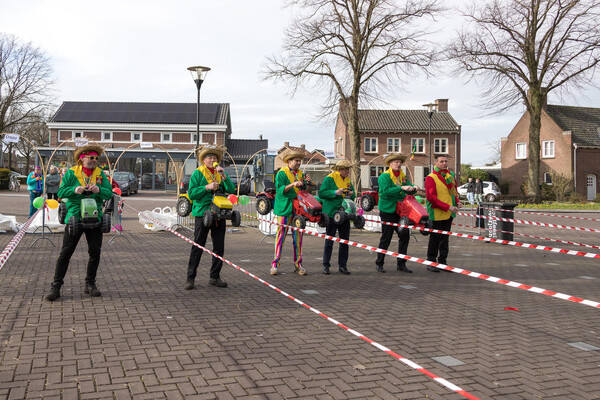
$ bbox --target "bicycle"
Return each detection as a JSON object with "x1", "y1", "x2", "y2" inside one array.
[{"x1": 8, "y1": 175, "x2": 21, "y2": 192}]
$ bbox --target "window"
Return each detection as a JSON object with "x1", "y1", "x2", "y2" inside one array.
[
  {"x1": 102, "y1": 132, "x2": 112, "y2": 142},
  {"x1": 542, "y1": 140, "x2": 555, "y2": 158},
  {"x1": 191, "y1": 133, "x2": 198, "y2": 143},
  {"x1": 162, "y1": 133, "x2": 172, "y2": 143},
  {"x1": 543, "y1": 172, "x2": 553, "y2": 185},
  {"x1": 434, "y1": 138, "x2": 448, "y2": 154},
  {"x1": 72, "y1": 131, "x2": 82, "y2": 138},
  {"x1": 364, "y1": 137, "x2": 378, "y2": 153},
  {"x1": 411, "y1": 138, "x2": 424, "y2": 153},
  {"x1": 132, "y1": 133, "x2": 141, "y2": 142},
  {"x1": 369, "y1": 166, "x2": 386, "y2": 177},
  {"x1": 515, "y1": 142, "x2": 527, "y2": 159},
  {"x1": 387, "y1": 138, "x2": 400, "y2": 153}
]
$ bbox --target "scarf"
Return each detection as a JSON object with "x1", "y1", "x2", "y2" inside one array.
[
  {"x1": 198, "y1": 165, "x2": 222, "y2": 184},
  {"x1": 282, "y1": 166, "x2": 303, "y2": 194},
  {"x1": 433, "y1": 166, "x2": 458, "y2": 196},
  {"x1": 71, "y1": 165, "x2": 102, "y2": 187},
  {"x1": 328, "y1": 171, "x2": 351, "y2": 197},
  {"x1": 385, "y1": 167, "x2": 406, "y2": 186}
]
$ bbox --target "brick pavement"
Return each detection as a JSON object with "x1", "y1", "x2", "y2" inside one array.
[{"x1": 1, "y1": 191, "x2": 600, "y2": 399}]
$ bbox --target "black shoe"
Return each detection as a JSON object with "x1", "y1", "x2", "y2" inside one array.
[
  {"x1": 397, "y1": 265, "x2": 413, "y2": 273},
  {"x1": 44, "y1": 284, "x2": 61, "y2": 302},
  {"x1": 84, "y1": 282, "x2": 102, "y2": 297},
  {"x1": 376, "y1": 266, "x2": 386, "y2": 273},
  {"x1": 339, "y1": 267, "x2": 350, "y2": 275},
  {"x1": 184, "y1": 279, "x2": 195, "y2": 290},
  {"x1": 323, "y1": 267, "x2": 330, "y2": 275},
  {"x1": 427, "y1": 265, "x2": 440, "y2": 273},
  {"x1": 209, "y1": 278, "x2": 228, "y2": 288}
]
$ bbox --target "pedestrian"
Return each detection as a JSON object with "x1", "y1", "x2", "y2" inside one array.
[
  {"x1": 375, "y1": 153, "x2": 419, "y2": 273},
  {"x1": 475, "y1": 178, "x2": 484, "y2": 203},
  {"x1": 27, "y1": 166, "x2": 44, "y2": 217},
  {"x1": 319, "y1": 160, "x2": 356, "y2": 275},
  {"x1": 46, "y1": 166, "x2": 61, "y2": 200},
  {"x1": 44, "y1": 144, "x2": 113, "y2": 301},
  {"x1": 61, "y1": 167, "x2": 68, "y2": 176},
  {"x1": 466, "y1": 177, "x2": 475, "y2": 206},
  {"x1": 184, "y1": 145, "x2": 235, "y2": 290},
  {"x1": 425, "y1": 154, "x2": 461, "y2": 272},
  {"x1": 270, "y1": 150, "x2": 310, "y2": 276}
]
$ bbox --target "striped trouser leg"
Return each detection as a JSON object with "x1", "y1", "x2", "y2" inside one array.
[{"x1": 271, "y1": 216, "x2": 289, "y2": 269}]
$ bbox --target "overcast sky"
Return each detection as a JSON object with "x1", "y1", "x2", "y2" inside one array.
[{"x1": 2, "y1": 0, "x2": 599, "y2": 166}]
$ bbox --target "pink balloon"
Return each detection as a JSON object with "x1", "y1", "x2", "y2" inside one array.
[
  {"x1": 227, "y1": 194, "x2": 239, "y2": 204},
  {"x1": 113, "y1": 188, "x2": 122, "y2": 196}
]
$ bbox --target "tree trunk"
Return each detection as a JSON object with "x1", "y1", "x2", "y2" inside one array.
[
  {"x1": 527, "y1": 91, "x2": 544, "y2": 203},
  {"x1": 345, "y1": 97, "x2": 362, "y2": 190}
]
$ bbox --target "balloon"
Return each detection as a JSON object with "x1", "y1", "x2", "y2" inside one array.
[
  {"x1": 113, "y1": 188, "x2": 122, "y2": 195},
  {"x1": 238, "y1": 195, "x2": 249, "y2": 205},
  {"x1": 33, "y1": 196, "x2": 44, "y2": 209},
  {"x1": 415, "y1": 195, "x2": 423, "y2": 202},
  {"x1": 46, "y1": 199, "x2": 59, "y2": 209},
  {"x1": 227, "y1": 194, "x2": 238, "y2": 204}
]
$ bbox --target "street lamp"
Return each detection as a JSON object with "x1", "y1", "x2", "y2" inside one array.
[
  {"x1": 423, "y1": 102, "x2": 437, "y2": 173},
  {"x1": 188, "y1": 65, "x2": 211, "y2": 166}
]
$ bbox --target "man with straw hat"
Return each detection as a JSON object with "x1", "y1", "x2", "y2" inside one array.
[
  {"x1": 185, "y1": 145, "x2": 235, "y2": 290},
  {"x1": 375, "y1": 153, "x2": 419, "y2": 274},
  {"x1": 318, "y1": 160, "x2": 355, "y2": 275},
  {"x1": 44, "y1": 144, "x2": 113, "y2": 301},
  {"x1": 270, "y1": 150, "x2": 311, "y2": 276}
]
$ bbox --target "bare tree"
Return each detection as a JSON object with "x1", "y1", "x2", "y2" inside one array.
[
  {"x1": 14, "y1": 112, "x2": 49, "y2": 173},
  {"x1": 264, "y1": 0, "x2": 443, "y2": 183},
  {"x1": 0, "y1": 33, "x2": 54, "y2": 169},
  {"x1": 448, "y1": 0, "x2": 600, "y2": 202},
  {"x1": 486, "y1": 139, "x2": 501, "y2": 164}
]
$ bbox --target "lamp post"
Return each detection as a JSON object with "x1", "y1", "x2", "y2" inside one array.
[
  {"x1": 423, "y1": 102, "x2": 437, "y2": 174},
  {"x1": 187, "y1": 65, "x2": 211, "y2": 166}
]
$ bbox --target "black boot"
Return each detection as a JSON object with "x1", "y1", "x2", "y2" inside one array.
[
  {"x1": 44, "y1": 283, "x2": 61, "y2": 302},
  {"x1": 339, "y1": 266, "x2": 351, "y2": 275},
  {"x1": 184, "y1": 279, "x2": 195, "y2": 290},
  {"x1": 323, "y1": 266, "x2": 330, "y2": 275},
  {"x1": 209, "y1": 278, "x2": 227, "y2": 288},
  {"x1": 84, "y1": 281, "x2": 102, "y2": 297},
  {"x1": 397, "y1": 264, "x2": 413, "y2": 273}
]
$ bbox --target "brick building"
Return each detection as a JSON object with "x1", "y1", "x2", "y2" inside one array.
[
  {"x1": 501, "y1": 104, "x2": 600, "y2": 200},
  {"x1": 334, "y1": 99, "x2": 461, "y2": 189}
]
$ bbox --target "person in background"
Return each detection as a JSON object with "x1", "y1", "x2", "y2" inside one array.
[
  {"x1": 61, "y1": 167, "x2": 68, "y2": 176},
  {"x1": 185, "y1": 145, "x2": 235, "y2": 290},
  {"x1": 374, "y1": 153, "x2": 418, "y2": 273},
  {"x1": 466, "y1": 177, "x2": 475, "y2": 206},
  {"x1": 425, "y1": 154, "x2": 461, "y2": 272},
  {"x1": 475, "y1": 178, "x2": 484, "y2": 203},
  {"x1": 318, "y1": 160, "x2": 355, "y2": 275},
  {"x1": 27, "y1": 166, "x2": 44, "y2": 217},
  {"x1": 46, "y1": 166, "x2": 61, "y2": 200}
]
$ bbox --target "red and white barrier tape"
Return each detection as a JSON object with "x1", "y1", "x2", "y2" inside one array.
[
  {"x1": 477, "y1": 205, "x2": 600, "y2": 222},
  {"x1": 452, "y1": 222, "x2": 600, "y2": 250},
  {"x1": 0, "y1": 209, "x2": 42, "y2": 271},
  {"x1": 457, "y1": 211, "x2": 600, "y2": 233},
  {"x1": 124, "y1": 204, "x2": 479, "y2": 399},
  {"x1": 365, "y1": 218, "x2": 600, "y2": 260},
  {"x1": 246, "y1": 214, "x2": 600, "y2": 309}
]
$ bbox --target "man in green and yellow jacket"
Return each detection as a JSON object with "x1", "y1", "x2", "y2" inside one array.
[
  {"x1": 185, "y1": 145, "x2": 236, "y2": 290},
  {"x1": 375, "y1": 153, "x2": 419, "y2": 273},
  {"x1": 318, "y1": 160, "x2": 355, "y2": 275}
]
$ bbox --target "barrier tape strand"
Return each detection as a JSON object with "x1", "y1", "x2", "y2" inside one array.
[
  {"x1": 0, "y1": 209, "x2": 42, "y2": 271},
  {"x1": 477, "y1": 206, "x2": 600, "y2": 222},
  {"x1": 458, "y1": 212, "x2": 600, "y2": 233},
  {"x1": 126, "y1": 204, "x2": 479, "y2": 399}
]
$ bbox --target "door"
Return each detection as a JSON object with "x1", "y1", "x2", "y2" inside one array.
[{"x1": 587, "y1": 174, "x2": 597, "y2": 200}]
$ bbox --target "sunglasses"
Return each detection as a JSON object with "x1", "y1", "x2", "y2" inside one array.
[{"x1": 85, "y1": 156, "x2": 99, "y2": 160}]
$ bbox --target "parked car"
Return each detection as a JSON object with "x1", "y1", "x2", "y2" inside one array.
[
  {"x1": 224, "y1": 166, "x2": 251, "y2": 195},
  {"x1": 179, "y1": 174, "x2": 191, "y2": 194},
  {"x1": 457, "y1": 181, "x2": 501, "y2": 202},
  {"x1": 141, "y1": 173, "x2": 165, "y2": 189},
  {"x1": 112, "y1": 172, "x2": 139, "y2": 196}
]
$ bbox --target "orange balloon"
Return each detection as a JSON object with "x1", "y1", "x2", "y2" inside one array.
[
  {"x1": 113, "y1": 188, "x2": 122, "y2": 196},
  {"x1": 46, "y1": 199, "x2": 59, "y2": 209}
]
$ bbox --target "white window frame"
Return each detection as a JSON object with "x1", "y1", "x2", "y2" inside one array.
[
  {"x1": 364, "y1": 137, "x2": 378, "y2": 154},
  {"x1": 72, "y1": 131, "x2": 83, "y2": 139},
  {"x1": 161, "y1": 132, "x2": 172, "y2": 143},
  {"x1": 411, "y1": 138, "x2": 425, "y2": 154},
  {"x1": 543, "y1": 172, "x2": 553, "y2": 185},
  {"x1": 191, "y1": 133, "x2": 198, "y2": 144},
  {"x1": 434, "y1": 138, "x2": 448, "y2": 154},
  {"x1": 515, "y1": 142, "x2": 527, "y2": 159},
  {"x1": 101, "y1": 131, "x2": 112, "y2": 142},
  {"x1": 131, "y1": 132, "x2": 142, "y2": 142},
  {"x1": 542, "y1": 140, "x2": 555, "y2": 158},
  {"x1": 387, "y1": 138, "x2": 400, "y2": 153}
]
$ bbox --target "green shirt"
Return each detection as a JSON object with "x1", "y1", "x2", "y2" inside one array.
[
  {"x1": 377, "y1": 172, "x2": 413, "y2": 214},
  {"x1": 273, "y1": 169, "x2": 299, "y2": 217},
  {"x1": 318, "y1": 175, "x2": 356, "y2": 217},
  {"x1": 58, "y1": 169, "x2": 113, "y2": 222},
  {"x1": 187, "y1": 168, "x2": 236, "y2": 217}
]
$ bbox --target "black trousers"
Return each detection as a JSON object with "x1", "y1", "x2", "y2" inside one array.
[
  {"x1": 53, "y1": 225, "x2": 103, "y2": 286},
  {"x1": 47, "y1": 193, "x2": 58, "y2": 200},
  {"x1": 323, "y1": 218, "x2": 350, "y2": 269},
  {"x1": 427, "y1": 217, "x2": 453, "y2": 264},
  {"x1": 187, "y1": 216, "x2": 226, "y2": 280},
  {"x1": 376, "y1": 211, "x2": 410, "y2": 268}
]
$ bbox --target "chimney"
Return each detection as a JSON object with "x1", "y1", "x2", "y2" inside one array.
[
  {"x1": 284, "y1": 141, "x2": 289, "y2": 147},
  {"x1": 259, "y1": 134, "x2": 262, "y2": 140},
  {"x1": 435, "y1": 99, "x2": 448, "y2": 112},
  {"x1": 300, "y1": 144, "x2": 305, "y2": 149}
]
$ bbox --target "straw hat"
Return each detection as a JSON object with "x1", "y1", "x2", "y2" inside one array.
[
  {"x1": 196, "y1": 144, "x2": 226, "y2": 163},
  {"x1": 73, "y1": 144, "x2": 104, "y2": 163},
  {"x1": 282, "y1": 150, "x2": 305, "y2": 163},
  {"x1": 384, "y1": 153, "x2": 407, "y2": 165},
  {"x1": 331, "y1": 160, "x2": 355, "y2": 170}
]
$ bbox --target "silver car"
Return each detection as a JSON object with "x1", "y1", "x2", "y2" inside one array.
[{"x1": 457, "y1": 181, "x2": 501, "y2": 202}]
